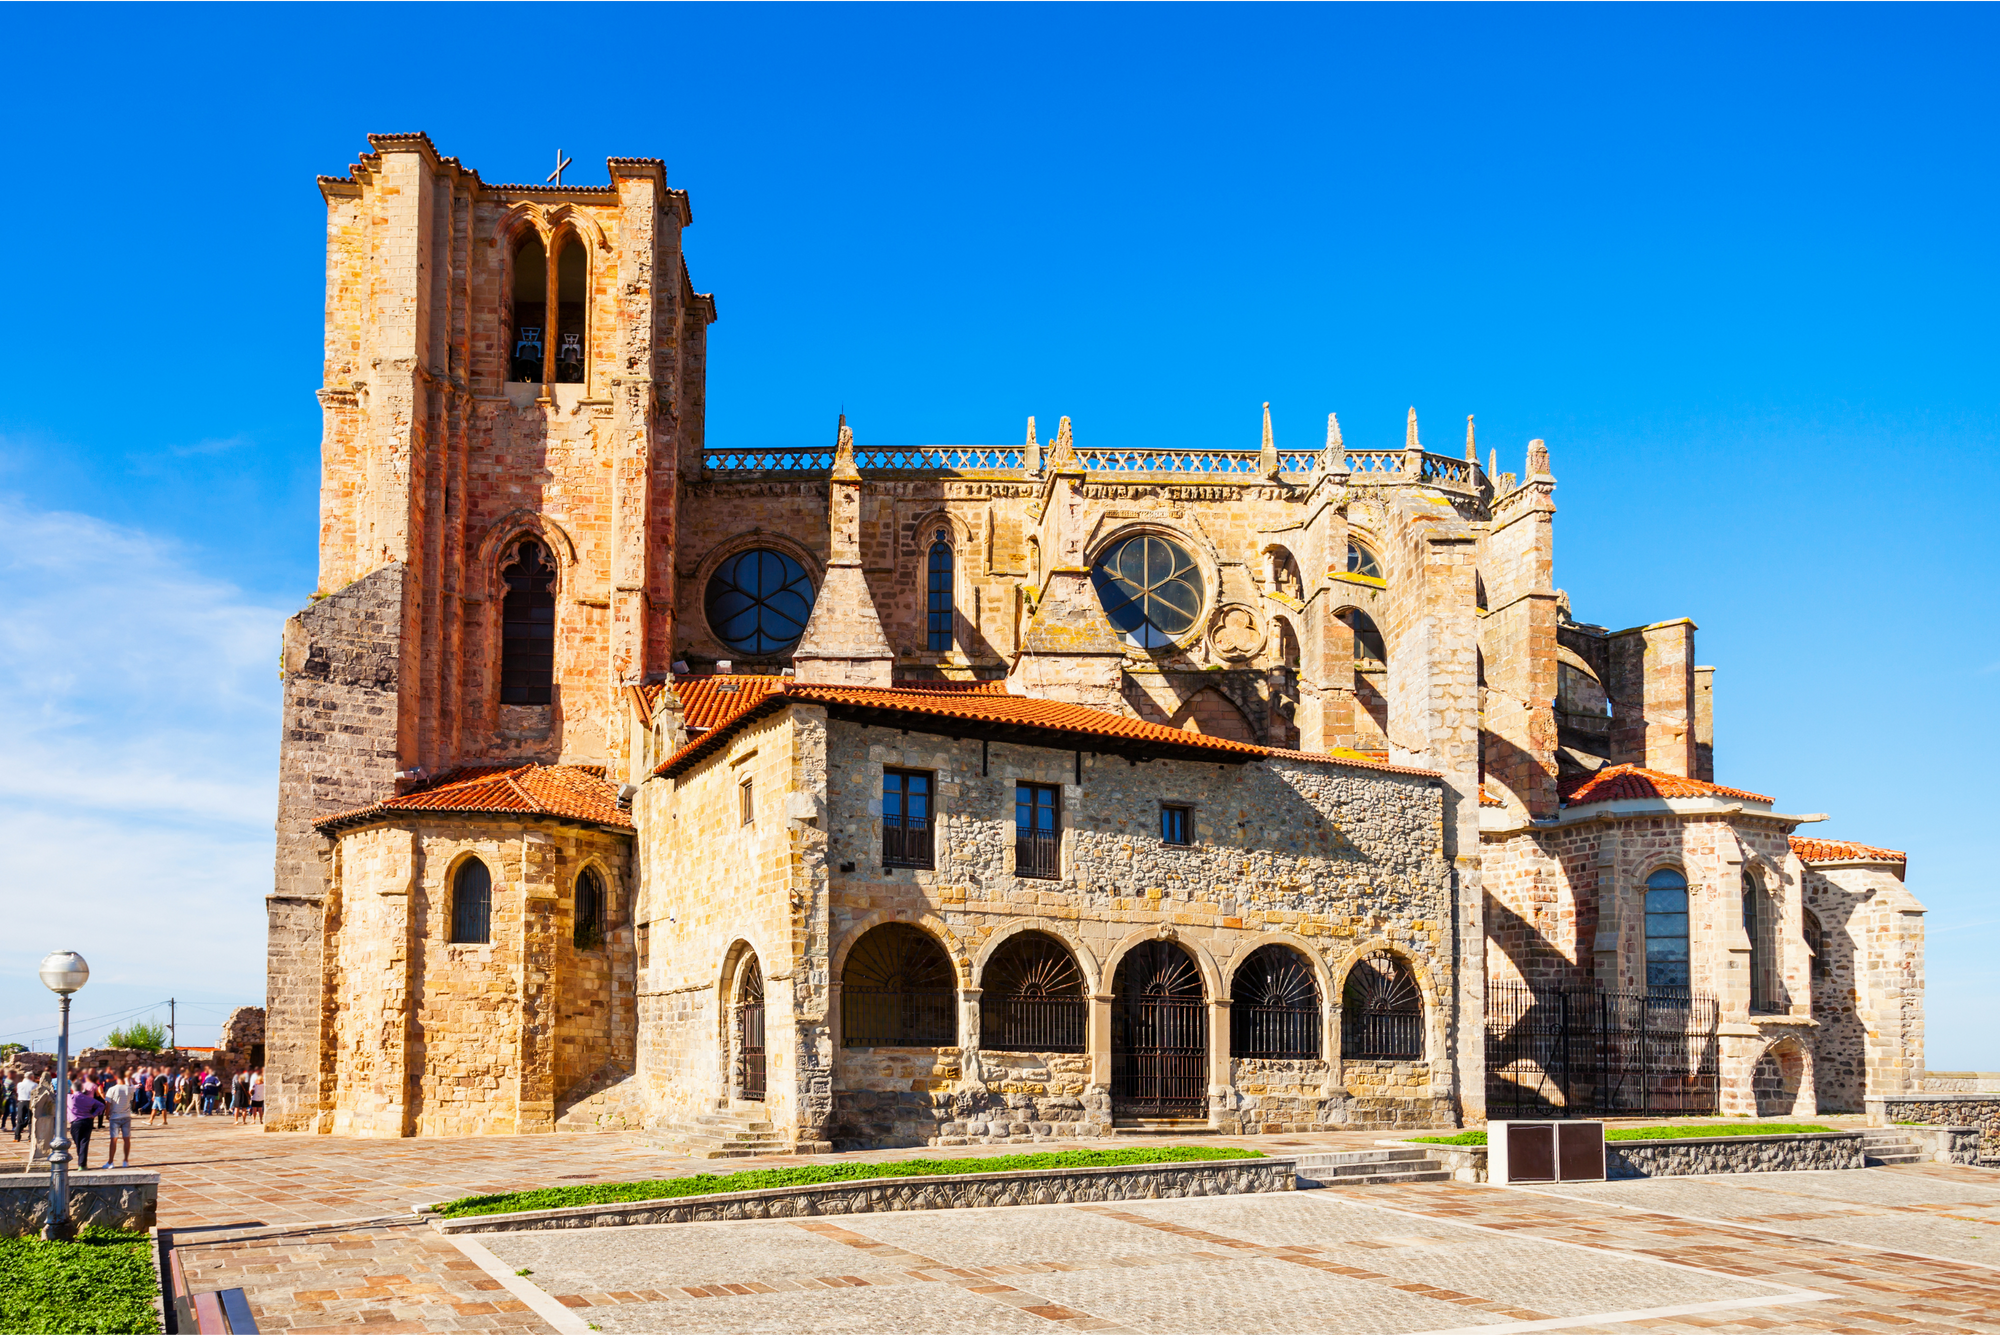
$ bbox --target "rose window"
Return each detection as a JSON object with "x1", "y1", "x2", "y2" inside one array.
[{"x1": 1092, "y1": 535, "x2": 1204, "y2": 650}]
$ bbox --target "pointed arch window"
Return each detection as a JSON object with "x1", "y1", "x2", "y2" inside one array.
[
  {"x1": 1347, "y1": 541, "x2": 1382, "y2": 579},
  {"x1": 1743, "y1": 870, "x2": 1780, "y2": 1013},
  {"x1": 508, "y1": 235, "x2": 547, "y2": 383},
  {"x1": 573, "y1": 867, "x2": 606, "y2": 951},
  {"x1": 501, "y1": 541, "x2": 556, "y2": 705},
  {"x1": 1644, "y1": 868, "x2": 1690, "y2": 995},
  {"x1": 1339, "y1": 608, "x2": 1387, "y2": 665},
  {"x1": 927, "y1": 529, "x2": 954, "y2": 652},
  {"x1": 553, "y1": 237, "x2": 587, "y2": 384},
  {"x1": 451, "y1": 858, "x2": 492, "y2": 944}
]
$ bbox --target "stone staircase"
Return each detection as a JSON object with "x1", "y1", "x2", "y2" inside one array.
[
  {"x1": 1860, "y1": 1128, "x2": 1924, "y2": 1166},
  {"x1": 1292, "y1": 1147, "x2": 1450, "y2": 1187},
  {"x1": 1111, "y1": 1119, "x2": 1217, "y2": 1136},
  {"x1": 649, "y1": 1104, "x2": 791, "y2": 1159}
]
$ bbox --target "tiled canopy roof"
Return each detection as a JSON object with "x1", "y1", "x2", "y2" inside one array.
[
  {"x1": 1790, "y1": 836, "x2": 1906, "y2": 865},
  {"x1": 1559, "y1": 764, "x2": 1773, "y2": 808},
  {"x1": 655, "y1": 681, "x2": 1433, "y2": 779},
  {"x1": 315, "y1": 764, "x2": 633, "y2": 834}
]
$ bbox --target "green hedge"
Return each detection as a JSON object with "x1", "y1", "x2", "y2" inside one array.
[
  {"x1": 0, "y1": 1228, "x2": 159, "y2": 1334},
  {"x1": 1408, "y1": 1122, "x2": 1839, "y2": 1148},
  {"x1": 436, "y1": 1145, "x2": 1265, "y2": 1219}
]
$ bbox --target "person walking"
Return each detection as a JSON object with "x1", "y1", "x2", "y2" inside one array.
[
  {"x1": 147, "y1": 1071, "x2": 172, "y2": 1128},
  {"x1": 200, "y1": 1068, "x2": 220, "y2": 1117},
  {"x1": 249, "y1": 1068, "x2": 264, "y2": 1124},
  {"x1": 67, "y1": 1076, "x2": 103, "y2": 1171},
  {"x1": 14, "y1": 1069, "x2": 39, "y2": 1142},
  {"x1": 230, "y1": 1070, "x2": 249, "y2": 1125},
  {"x1": 102, "y1": 1073, "x2": 133, "y2": 1168}
]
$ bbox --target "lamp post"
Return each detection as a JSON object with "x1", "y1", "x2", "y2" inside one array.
[{"x1": 37, "y1": 951, "x2": 88, "y2": 1243}]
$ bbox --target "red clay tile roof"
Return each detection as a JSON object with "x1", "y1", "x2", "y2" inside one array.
[
  {"x1": 1559, "y1": 764, "x2": 1773, "y2": 808},
  {"x1": 656, "y1": 682, "x2": 1436, "y2": 780},
  {"x1": 1790, "y1": 836, "x2": 1906, "y2": 864},
  {"x1": 316, "y1": 764, "x2": 632, "y2": 833},
  {"x1": 666, "y1": 675, "x2": 789, "y2": 733},
  {"x1": 1479, "y1": 785, "x2": 1505, "y2": 807}
]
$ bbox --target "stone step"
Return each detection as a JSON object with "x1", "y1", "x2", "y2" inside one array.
[
  {"x1": 1299, "y1": 1166, "x2": 1450, "y2": 1188},
  {"x1": 1292, "y1": 1149, "x2": 1435, "y2": 1170},
  {"x1": 1865, "y1": 1152, "x2": 1924, "y2": 1166},
  {"x1": 1111, "y1": 1120, "x2": 1214, "y2": 1136}
]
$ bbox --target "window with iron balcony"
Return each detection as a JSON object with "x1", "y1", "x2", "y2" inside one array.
[
  {"x1": 882, "y1": 769, "x2": 933, "y2": 869},
  {"x1": 1015, "y1": 782, "x2": 1061, "y2": 880}
]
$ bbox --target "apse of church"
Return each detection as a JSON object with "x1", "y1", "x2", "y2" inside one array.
[{"x1": 266, "y1": 135, "x2": 1925, "y2": 1142}]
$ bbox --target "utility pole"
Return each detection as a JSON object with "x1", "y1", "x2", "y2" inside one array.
[{"x1": 168, "y1": 999, "x2": 176, "y2": 1053}]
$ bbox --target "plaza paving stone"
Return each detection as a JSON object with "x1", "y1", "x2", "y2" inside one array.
[{"x1": 154, "y1": 1115, "x2": 2000, "y2": 1334}]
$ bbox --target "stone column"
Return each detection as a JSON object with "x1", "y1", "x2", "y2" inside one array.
[
  {"x1": 516, "y1": 829, "x2": 559, "y2": 1134},
  {"x1": 1209, "y1": 999, "x2": 1232, "y2": 1127},
  {"x1": 1088, "y1": 992, "x2": 1114, "y2": 1096}
]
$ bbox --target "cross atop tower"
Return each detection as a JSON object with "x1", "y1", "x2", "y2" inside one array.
[{"x1": 546, "y1": 149, "x2": 572, "y2": 186}]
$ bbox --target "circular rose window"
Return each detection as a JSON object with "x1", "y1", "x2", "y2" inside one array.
[
  {"x1": 705, "y1": 549, "x2": 816, "y2": 657},
  {"x1": 1092, "y1": 534, "x2": 1204, "y2": 649}
]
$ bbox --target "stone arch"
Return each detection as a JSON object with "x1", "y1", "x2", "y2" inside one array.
[
  {"x1": 1751, "y1": 1034, "x2": 1813, "y2": 1117},
  {"x1": 472, "y1": 512, "x2": 580, "y2": 602},
  {"x1": 1261, "y1": 542, "x2": 1305, "y2": 603},
  {"x1": 829, "y1": 909, "x2": 970, "y2": 988},
  {"x1": 1328, "y1": 937, "x2": 1440, "y2": 1064},
  {"x1": 569, "y1": 853, "x2": 622, "y2": 927},
  {"x1": 1102, "y1": 926, "x2": 1222, "y2": 1003},
  {"x1": 970, "y1": 919, "x2": 1102, "y2": 997},
  {"x1": 1270, "y1": 613, "x2": 1301, "y2": 672},
  {"x1": 431, "y1": 846, "x2": 501, "y2": 943},
  {"x1": 1220, "y1": 930, "x2": 1335, "y2": 1004}
]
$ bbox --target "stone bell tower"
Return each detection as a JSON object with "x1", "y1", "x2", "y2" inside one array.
[{"x1": 264, "y1": 134, "x2": 714, "y2": 1130}]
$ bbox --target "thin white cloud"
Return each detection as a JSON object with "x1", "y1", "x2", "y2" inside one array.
[{"x1": 0, "y1": 497, "x2": 284, "y2": 1039}]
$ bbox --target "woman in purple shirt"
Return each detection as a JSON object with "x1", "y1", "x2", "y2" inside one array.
[{"x1": 68, "y1": 1079, "x2": 104, "y2": 1170}]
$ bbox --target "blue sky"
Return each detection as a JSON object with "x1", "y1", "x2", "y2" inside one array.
[{"x1": 1, "y1": 4, "x2": 1994, "y2": 1065}]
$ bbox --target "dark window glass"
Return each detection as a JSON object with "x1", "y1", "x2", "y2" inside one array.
[
  {"x1": 1341, "y1": 952, "x2": 1422, "y2": 1059},
  {"x1": 1233, "y1": 945, "x2": 1321, "y2": 1059},
  {"x1": 883, "y1": 769, "x2": 934, "y2": 869},
  {"x1": 705, "y1": 548, "x2": 816, "y2": 658},
  {"x1": 573, "y1": 868, "x2": 605, "y2": 951},
  {"x1": 1015, "y1": 782, "x2": 1061, "y2": 880},
  {"x1": 1161, "y1": 805, "x2": 1191, "y2": 846},
  {"x1": 841, "y1": 923, "x2": 956, "y2": 1047},
  {"x1": 451, "y1": 858, "x2": 492, "y2": 944},
  {"x1": 1347, "y1": 542, "x2": 1382, "y2": 579},
  {"x1": 1744, "y1": 872, "x2": 1779, "y2": 1012},
  {"x1": 1803, "y1": 910, "x2": 1826, "y2": 981},
  {"x1": 509, "y1": 236, "x2": 546, "y2": 383},
  {"x1": 1338, "y1": 607, "x2": 1387, "y2": 665},
  {"x1": 1644, "y1": 868, "x2": 1690, "y2": 994},
  {"x1": 501, "y1": 542, "x2": 556, "y2": 704},
  {"x1": 553, "y1": 238, "x2": 586, "y2": 384},
  {"x1": 927, "y1": 533, "x2": 954, "y2": 652},
  {"x1": 1092, "y1": 534, "x2": 1204, "y2": 649}
]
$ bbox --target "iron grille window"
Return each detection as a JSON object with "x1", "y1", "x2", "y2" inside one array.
[
  {"x1": 980, "y1": 931, "x2": 1086, "y2": 1052},
  {"x1": 842, "y1": 923, "x2": 957, "y2": 1047},
  {"x1": 927, "y1": 532, "x2": 954, "y2": 652},
  {"x1": 500, "y1": 542, "x2": 556, "y2": 704},
  {"x1": 883, "y1": 769, "x2": 933, "y2": 868},
  {"x1": 1485, "y1": 981, "x2": 1721, "y2": 1118},
  {"x1": 1161, "y1": 804, "x2": 1191, "y2": 846},
  {"x1": 573, "y1": 868, "x2": 605, "y2": 951},
  {"x1": 739, "y1": 958, "x2": 767, "y2": 1100},
  {"x1": 1111, "y1": 939, "x2": 1208, "y2": 1118},
  {"x1": 1231, "y1": 944, "x2": 1320, "y2": 1059},
  {"x1": 451, "y1": 858, "x2": 492, "y2": 945},
  {"x1": 1015, "y1": 783, "x2": 1061, "y2": 880},
  {"x1": 1341, "y1": 952, "x2": 1422, "y2": 1059}
]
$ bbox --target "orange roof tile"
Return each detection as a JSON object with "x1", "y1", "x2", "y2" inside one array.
[
  {"x1": 1479, "y1": 784, "x2": 1505, "y2": 807},
  {"x1": 666, "y1": 674, "x2": 789, "y2": 732},
  {"x1": 1790, "y1": 835, "x2": 1906, "y2": 864},
  {"x1": 656, "y1": 683, "x2": 1436, "y2": 780},
  {"x1": 316, "y1": 764, "x2": 632, "y2": 833},
  {"x1": 1559, "y1": 764, "x2": 1773, "y2": 808}
]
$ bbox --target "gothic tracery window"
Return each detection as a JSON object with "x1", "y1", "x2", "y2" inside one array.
[
  {"x1": 1093, "y1": 533, "x2": 1204, "y2": 649},
  {"x1": 1347, "y1": 541, "x2": 1382, "y2": 579},
  {"x1": 705, "y1": 548, "x2": 816, "y2": 658},
  {"x1": 501, "y1": 541, "x2": 556, "y2": 705}
]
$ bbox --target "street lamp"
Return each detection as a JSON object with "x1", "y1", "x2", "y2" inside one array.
[{"x1": 37, "y1": 951, "x2": 88, "y2": 1243}]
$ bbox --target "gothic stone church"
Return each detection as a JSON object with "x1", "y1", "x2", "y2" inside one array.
[{"x1": 265, "y1": 134, "x2": 1927, "y2": 1144}]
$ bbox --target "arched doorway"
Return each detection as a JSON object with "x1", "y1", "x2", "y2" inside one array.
[
  {"x1": 1112, "y1": 940, "x2": 1207, "y2": 1120},
  {"x1": 737, "y1": 957, "x2": 766, "y2": 1101}
]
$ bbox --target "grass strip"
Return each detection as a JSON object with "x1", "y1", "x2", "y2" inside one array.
[
  {"x1": 436, "y1": 1145, "x2": 1265, "y2": 1218},
  {"x1": 0, "y1": 1227, "x2": 160, "y2": 1335},
  {"x1": 1407, "y1": 1122, "x2": 1839, "y2": 1147}
]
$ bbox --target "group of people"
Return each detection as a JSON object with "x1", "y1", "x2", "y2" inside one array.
[{"x1": 4, "y1": 1063, "x2": 264, "y2": 1169}]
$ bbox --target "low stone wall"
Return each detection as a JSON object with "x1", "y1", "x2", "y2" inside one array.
[
  {"x1": 0, "y1": 1167, "x2": 159, "y2": 1236},
  {"x1": 1901, "y1": 1125, "x2": 1982, "y2": 1165},
  {"x1": 1607, "y1": 1131, "x2": 1862, "y2": 1179},
  {"x1": 1869, "y1": 1093, "x2": 2000, "y2": 1159},
  {"x1": 432, "y1": 1155, "x2": 1292, "y2": 1234},
  {"x1": 1921, "y1": 1072, "x2": 2000, "y2": 1094},
  {"x1": 1381, "y1": 1141, "x2": 1487, "y2": 1182}
]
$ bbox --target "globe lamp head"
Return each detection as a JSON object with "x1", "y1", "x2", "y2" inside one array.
[{"x1": 38, "y1": 952, "x2": 89, "y2": 996}]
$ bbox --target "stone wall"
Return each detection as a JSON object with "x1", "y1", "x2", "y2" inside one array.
[
  {"x1": 432, "y1": 1155, "x2": 1293, "y2": 1235},
  {"x1": 1606, "y1": 1131, "x2": 1863, "y2": 1178},
  {"x1": 1800, "y1": 861, "x2": 1925, "y2": 1109},
  {"x1": 0, "y1": 1168, "x2": 157, "y2": 1237},
  {"x1": 1924, "y1": 1072, "x2": 2000, "y2": 1092},
  {"x1": 1868, "y1": 1094, "x2": 2000, "y2": 1159}
]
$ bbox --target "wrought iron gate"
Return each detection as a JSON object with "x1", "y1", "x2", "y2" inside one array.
[
  {"x1": 739, "y1": 961, "x2": 767, "y2": 1101},
  {"x1": 1112, "y1": 941, "x2": 1208, "y2": 1118},
  {"x1": 1486, "y1": 982, "x2": 1719, "y2": 1118}
]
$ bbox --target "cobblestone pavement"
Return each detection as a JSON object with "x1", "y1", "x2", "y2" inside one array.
[{"x1": 172, "y1": 1162, "x2": 2000, "y2": 1334}]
